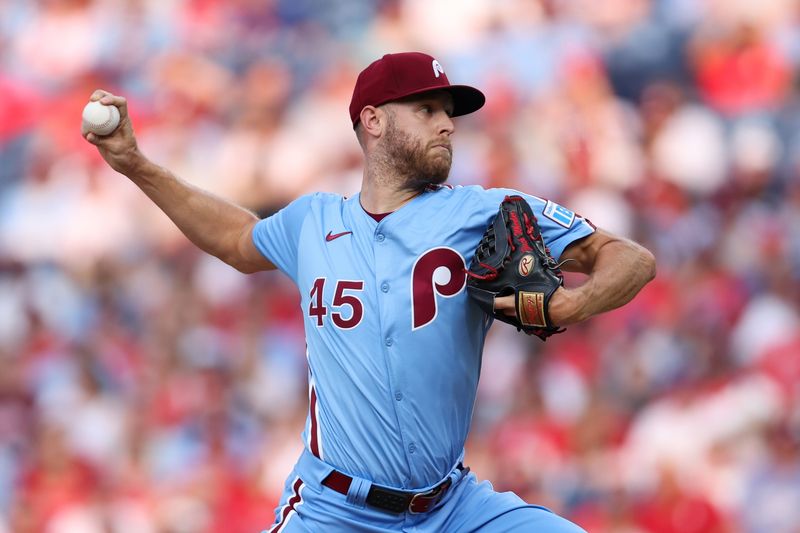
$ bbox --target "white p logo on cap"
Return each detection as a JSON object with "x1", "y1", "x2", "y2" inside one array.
[{"x1": 432, "y1": 59, "x2": 445, "y2": 78}]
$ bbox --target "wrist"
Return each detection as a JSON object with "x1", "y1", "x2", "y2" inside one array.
[
  {"x1": 119, "y1": 148, "x2": 150, "y2": 177},
  {"x1": 548, "y1": 286, "x2": 587, "y2": 326}
]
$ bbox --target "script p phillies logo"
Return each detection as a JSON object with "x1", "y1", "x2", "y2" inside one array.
[{"x1": 411, "y1": 247, "x2": 467, "y2": 330}]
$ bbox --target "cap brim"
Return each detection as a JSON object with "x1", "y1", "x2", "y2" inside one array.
[
  {"x1": 444, "y1": 85, "x2": 486, "y2": 118},
  {"x1": 386, "y1": 84, "x2": 486, "y2": 118}
]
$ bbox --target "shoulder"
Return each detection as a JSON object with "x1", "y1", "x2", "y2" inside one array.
[
  {"x1": 261, "y1": 192, "x2": 346, "y2": 229},
  {"x1": 466, "y1": 186, "x2": 581, "y2": 223},
  {"x1": 304, "y1": 191, "x2": 346, "y2": 206},
  {"x1": 438, "y1": 185, "x2": 590, "y2": 233},
  {"x1": 424, "y1": 183, "x2": 504, "y2": 204},
  {"x1": 430, "y1": 184, "x2": 550, "y2": 214},
  {"x1": 431, "y1": 184, "x2": 545, "y2": 202},
  {"x1": 281, "y1": 191, "x2": 346, "y2": 213},
  {"x1": 420, "y1": 184, "x2": 485, "y2": 214}
]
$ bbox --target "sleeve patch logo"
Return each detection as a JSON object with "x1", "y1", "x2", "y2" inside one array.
[{"x1": 543, "y1": 200, "x2": 575, "y2": 228}]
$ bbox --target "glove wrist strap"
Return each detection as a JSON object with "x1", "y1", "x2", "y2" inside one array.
[{"x1": 515, "y1": 290, "x2": 549, "y2": 328}]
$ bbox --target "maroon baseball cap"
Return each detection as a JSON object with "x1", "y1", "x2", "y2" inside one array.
[{"x1": 349, "y1": 52, "x2": 485, "y2": 127}]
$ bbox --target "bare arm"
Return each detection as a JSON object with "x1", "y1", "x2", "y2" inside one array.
[
  {"x1": 82, "y1": 90, "x2": 274, "y2": 274},
  {"x1": 547, "y1": 229, "x2": 656, "y2": 324},
  {"x1": 495, "y1": 229, "x2": 656, "y2": 325}
]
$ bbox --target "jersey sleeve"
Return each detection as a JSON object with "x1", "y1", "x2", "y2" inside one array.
[
  {"x1": 251, "y1": 193, "x2": 314, "y2": 281},
  {"x1": 526, "y1": 196, "x2": 595, "y2": 260}
]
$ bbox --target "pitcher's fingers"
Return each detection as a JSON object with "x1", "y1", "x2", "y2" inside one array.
[
  {"x1": 90, "y1": 89, "x2": 113, "y2": 102},
  {"x1": 98, "y1": 94, "x2": 128, "y2": 119}
]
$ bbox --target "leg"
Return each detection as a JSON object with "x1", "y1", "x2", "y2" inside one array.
[
  {"x1": 430, "y1": 473, "x2": 587, "y2": 533},
  {"x1": 263, "y1": 476, "x2": 313, "y2": 533},
  {"x1": 474, "y1": 504, "x2": 588, "y2": 532}
]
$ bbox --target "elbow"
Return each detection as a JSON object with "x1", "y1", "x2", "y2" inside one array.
[
  {"x1": 229, "y1": 257, "x2": 261, "y2": 274},
  {"x1": 609, "y1": 237, "x2": 657, "y2": 284},
  {"x1": 232, "y1": 262, "x2": 259, "y2": 274},
  {"x1": 640, "y1": 246, "x2": 657, "y2": 283},
  {"x1": 225, "y1": 223, "x2": 265, "y2": 274},
  {"x1": 217, "y1": 251, "x2": 258, "y2": 274}
]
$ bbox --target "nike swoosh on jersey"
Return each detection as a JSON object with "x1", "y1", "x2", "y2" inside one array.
[{"x1": 325, "y1": 230, "x2": 353, "y2": 242}]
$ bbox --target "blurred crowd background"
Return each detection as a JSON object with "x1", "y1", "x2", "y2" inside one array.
[{"x1": 1, "y1": 0, "x2": 800, "y2": 532}]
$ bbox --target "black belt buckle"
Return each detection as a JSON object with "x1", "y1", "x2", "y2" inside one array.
[
  {"x1": 365, "y1": 465, "x2": 465, "y2": 515},
  {"x1": 366, "y1": 486, "x2": 411, "y2": 514},
  {"x1": 365, "y1": 481, "x2": 451, "y2": 515}
]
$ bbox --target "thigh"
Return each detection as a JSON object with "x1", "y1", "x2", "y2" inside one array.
[
  {"x1": 263, "y1": 475, "x2": 313, "y2": 533},
  {"x1": 437, "y1": 474, "x2": 587, "y2": 533}
]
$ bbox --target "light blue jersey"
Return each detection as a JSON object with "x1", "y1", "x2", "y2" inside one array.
[{"x1": 252, "y1": 184, "x2": 594, "y2": 494}]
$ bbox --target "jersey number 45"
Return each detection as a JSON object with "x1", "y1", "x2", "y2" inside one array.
[{"x1": 307, "y1": 247, "x2": 467, "y2": 331}]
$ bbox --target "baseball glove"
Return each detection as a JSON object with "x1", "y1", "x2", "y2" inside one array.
[{"x1": 466, "y1": 195, "x2": 566, "y2": 340}]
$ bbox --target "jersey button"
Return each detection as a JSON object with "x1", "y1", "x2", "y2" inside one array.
[
  {"x1": 395, "y1": 392, "x2": 403, "y2": 401},
  {"x1": 385, "y1": 337, "x2": 393, "y2": 346},
  {"x1": 381, "y1": 282, "x2": 389, "y2": 293},
  {"x1": 408, "y1": 443, "x2": 416, "y2": 454},
  {"x1": 376, "y1": 233, "x2": 385, "y2": 242}
]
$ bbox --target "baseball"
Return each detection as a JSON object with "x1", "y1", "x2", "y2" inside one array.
[{"x1": 81, "y1": 101, "x2": 120, "y2": 136}]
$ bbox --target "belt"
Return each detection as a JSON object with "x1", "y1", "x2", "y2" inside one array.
[{"x1": 322, "y1": 464, "x2": 468, "y2": 514}]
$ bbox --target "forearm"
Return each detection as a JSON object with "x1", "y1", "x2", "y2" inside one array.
[
  {"x1": 127, "y1": 157, "x2": 259, "y2": 269},
  {"x1": 549, "y1": 239, "x2": 656, "y2": 325},
  {"x1": 82, "y1": 90, "x2": 268, "y2": 272}
]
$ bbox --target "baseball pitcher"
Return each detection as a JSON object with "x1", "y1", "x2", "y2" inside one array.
[{"x1": 83, "y1": 52, "x2": 655, "y2": 532}]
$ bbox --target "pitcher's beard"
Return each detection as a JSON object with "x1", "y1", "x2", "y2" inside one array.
[{"x1": 383, "y1": 122, "x2": 452, "y2": 191}]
